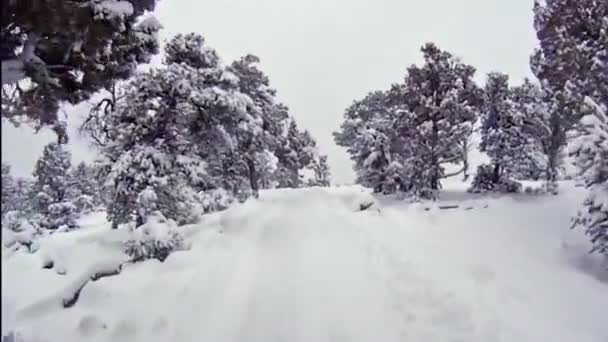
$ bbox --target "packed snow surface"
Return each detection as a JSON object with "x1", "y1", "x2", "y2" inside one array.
[{"x1": 2, "y1": 183, "x2": 607, "y2": 342}]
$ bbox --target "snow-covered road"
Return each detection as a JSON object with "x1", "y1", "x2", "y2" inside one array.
[{"x1": 3, "y1": 185, "x2": 607, "y2": 342}]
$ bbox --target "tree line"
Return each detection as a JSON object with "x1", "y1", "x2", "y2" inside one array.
[{"x1": 334, "y1": 0, "x2": 607, "y2": 256}]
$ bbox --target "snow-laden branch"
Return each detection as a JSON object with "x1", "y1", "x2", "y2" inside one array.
[
  {"x1": 441, "y1": 166, "x2": 466, "y2": 179},
  {"x1": 1, "y1": 32, "x2": 43, "y2": 85}
]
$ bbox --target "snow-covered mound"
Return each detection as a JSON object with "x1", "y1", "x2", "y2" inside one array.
[{"x1": 2, "y1": 183, "x2": 607, "y2": 342}]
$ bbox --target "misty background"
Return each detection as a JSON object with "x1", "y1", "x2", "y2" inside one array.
[{"x1": 1, "y1": 0, "x2": 538, "y2": 184}]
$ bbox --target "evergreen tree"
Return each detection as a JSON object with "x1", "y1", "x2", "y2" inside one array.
[
  {"x1": 533, "y1": 0, "x2": 607, "y2": 254},
  {"x1": 388, "y1": 43, "x2": 481, "y2": 197},
  {"x1": 512, "y1": 79, "x2": 584, "y2": 190},
  {"x1": 1, "y1": 163, "x2": 16, "y2": 217},
  {"x1": 229, "y1": 54, "x2": 288, "y2": 194},
  {"x1": 570, "y1": 100, "x2": 607, "y2": 256},
  {"x1": 13, "y1": 177, "x2": 35, "y2": 215},
  {"x1": 335, "y1": 90, "x2": 402, "y2": 193},
  {"x1": 274, "y1": 120, "x2": 316, "y2": 188},
  {"x1": 1, "y1": 0, "x2": 161, "y2": 138},
  {"x1": 68, "y1": 162, "x2": 102, "y2": 213},
  {"x1": 471, "y1": 73, "x2": 528, "y2": 192},
  {"x1": 308, "y1": 155, "x2": 331, "y2": 187},
  {"x1": 32, "y1": 143, "x2": 77, "y2": 230},
  {"x1": 98, "y1": 33, "x2": 261, "y2": 228}
]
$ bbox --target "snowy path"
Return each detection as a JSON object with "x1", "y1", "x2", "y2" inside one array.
[
  {"x1": 3, "y1": 185, "x2": 608, "y2": 342},
  {"x1": 167, "y1": 190, "x2": 403, "y2": 342}
]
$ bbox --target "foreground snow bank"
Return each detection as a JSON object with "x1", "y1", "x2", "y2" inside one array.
[{"x1": 2, "y1": 183, "x2": 606, "y2": 342}]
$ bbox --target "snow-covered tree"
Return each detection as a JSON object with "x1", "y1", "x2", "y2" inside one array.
[
  {"x1": 99, "y1": 69, "x2": 205, "y2": 228},
  {"x1": 570, "y1": 100, "x2": 607, "y2": 256},
  {"x1": 335, "y1": 90, "x2": 402, "y2": 193},
  {"x1": 512, "y1": 79, "x2": 584, "y2": 189},
  {"x1": 532, "y1": 0, "x2": 607, "y2": 104},
  {"x1": 307, "y1": 155, "x2": 331, "y2": 187},
  {"x1": 68, "y1": 162, "x2": 102, "y2": 213},
  {"x1": 97, "y1": 33, "x2": 259, "y2": 228},
  {"x1": 390, "y1": 43, "x2": 482, "y2": 197},
  {"x1": 471, "y1": 72, "x2": 528, "y2": 193},
  {"x1": 533, "y1": 0, "x2": 607, "y2": 254},
  {"x1": 273, "y1": 120, "x2": 320, "y2": 188},
  {"x1": 229, "y1": 54, "x2": 288, "y2": 194},
  {"x1": 1, "y1": 163, "x2": 16, "y2": 217},
  {"x1": 1, "y1": 0, "x2": 161, "y2": 138},
  {"x1": 32, "y1": 143, "x2": 77, "y2": 230}
]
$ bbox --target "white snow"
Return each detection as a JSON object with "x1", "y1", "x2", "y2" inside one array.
[
  {"x1": 2, "y1": 182, "x2": 607, "y2": 342},
  {"x1": 92, "y1": 0, "x2": 134, "y2": 21}
]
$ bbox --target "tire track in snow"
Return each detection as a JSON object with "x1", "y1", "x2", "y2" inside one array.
[{"x1": 188, "y1": 190, "x2": 404, "y2": 342}]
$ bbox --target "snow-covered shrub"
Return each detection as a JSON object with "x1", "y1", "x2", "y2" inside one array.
[
  {"x1": 199, "y1": 188, "x2": 235, "y2": 214},
  {"x1": 124, "y1": 212, "x2": 185, "y2": 262},
  {"x1": 73, "y1": 194, "x2": 96, "y2": 214},
  {"x1": 524, "y1": 182, "x2": 559, "y2": 196},
  {"x1": 2, "y1": 211, "x2": 45, "y2": 253},
  {"x1": 45, "y1": 202, "x2": 78, "y2": 231},
  {"x1": 468, "y1": 164, "x2": 522, "y2": 194}
]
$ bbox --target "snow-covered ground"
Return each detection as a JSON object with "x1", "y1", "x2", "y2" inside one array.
[{"x1": 2, "y1": 182, "x2": 607, "y2": 342}]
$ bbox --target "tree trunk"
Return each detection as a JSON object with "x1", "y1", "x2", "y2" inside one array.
[
  {"x1": 136, "y1": 214, "x2": 145, "y2": 228},
  {"x1": 493, "y1": 163, "x2": 501, "y2": 183},
  {"x1": 247, "y1": 157, "x2": 259, "y2": 197},
  {"x1": 546, "y1": 151, "x2": 558, "y2": 183}
]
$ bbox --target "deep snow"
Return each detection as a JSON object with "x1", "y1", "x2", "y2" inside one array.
[{"x1": 2, "y1": 183, "x2": 607, "y2": 342}]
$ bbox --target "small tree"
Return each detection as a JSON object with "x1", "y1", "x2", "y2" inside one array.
[
  {"x1": 1, "y1": 163, "x2": 16, "y2": 217},
  {"x1": 32, "y1": 143, "x2": 77, "y2": 230},
  {"x1": 334, "y1": 90, "x2": 402, "y2": 194},
  {"x1": 68, "y1": 162, "x2": 101, "y2": 213},
  {"x1": 471, "y1": 73, "x2": 528, "y2": 193},
  {"x1": 308, "y1": 155, "x2": 331, "y2": 187}
]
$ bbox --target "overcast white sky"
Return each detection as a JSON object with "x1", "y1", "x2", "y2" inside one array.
[{"x1": 1, "y1": 0, "x2": 538, "y2": 183}]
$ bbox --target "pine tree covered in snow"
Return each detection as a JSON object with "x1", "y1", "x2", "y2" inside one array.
[
  {"x1": 274, "y1": 120, "x2": 320, "y2": 188},
  {"x1": 533, "y1": 0, "x2": 607, "y2": 255},
  {"x1": 32, "y1": 143, "x2": 77, "y2": 230},
  {"x1": 1, "y1": 163, "x2": 16, "y2": 217},
  {"x1": 1, "y1": 0, "x2": 161, "y2": 139},
  {"x1": 570, "y1": 101, "x2": 607, "y2": 256},
  {"x1": 308, "y1": 155, "x2": 331, "y2": 187},
  {"x1": 98, "y1": 33, "x2": 262, "y2": 228},
  {"x1": 99, "y1": 68, "x2": 205, "y2": 228},
  {"x1": 89, "y1": 32, "x2": 326, "y2": 233},
  {"x1": 337, "y1": 43, "x2": 481, "y2": 198},
  {"x1": 395, "y1": 43, "x2": 481, "y2": 196},
  {"x1": 512, "y1": 79, "x2": 584, "y2": 190},
  {"x1": 229, "y1": 54, "x2": 289, "y2": 194},
  {"x1": 335, "y1": 90, "x2": 402, "y2": 194},
  {"x1": 68, "y1": 162, "x2": 102, "y2": 213},
  {"x1": 1, "y1": 165, "x2": 41, "y2": 251},
  {"x1": 471, "y1": 73, "x2": 527, "y2": 193}
]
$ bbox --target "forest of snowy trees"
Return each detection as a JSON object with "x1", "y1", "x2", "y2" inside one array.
[
  {"x1": 335, "y1": 0, "x2": 607, "y2": 256},
  {"x1": 1, "y1": 1, "x2": 331, "y2": 259},
  {"x1": 0, "y1": 0, "x2": 606, "y2": 261}
]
